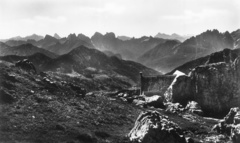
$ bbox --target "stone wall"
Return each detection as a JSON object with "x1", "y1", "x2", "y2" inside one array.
[{"x1": 140, "y1": 73, "x2": 175, "y2": 96}]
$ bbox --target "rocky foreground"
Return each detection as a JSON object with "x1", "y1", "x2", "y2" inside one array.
[{"x1": 0, "y1": 58, "x2": 240, "y2": 143}]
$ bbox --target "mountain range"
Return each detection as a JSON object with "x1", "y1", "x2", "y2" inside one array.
[
  {"x1": 0, "y1": 34, "x2": 44, "y2": 42},
  {"x1": 0, "y1": 43, "x2": 57, "y2": 58},
  {"x1": 1, "y1": 29, "x2": 240, "y2": 74},
  {"x1": 91, "y1": 32, "x2": 166, "y2": 61},
  {"x1": 138, "y1": 29, "x2": 237, "y2": 73},
  {"x1": 154, "y1": 33, "x2": 191, "y2": 42},
  {"x1": 0, "y1": 45, "x2": 160, "y2": 84}
]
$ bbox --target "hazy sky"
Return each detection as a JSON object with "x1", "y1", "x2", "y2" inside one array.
[{"x1": 0, "y1": 0, "x2": 239, "y2": 39}]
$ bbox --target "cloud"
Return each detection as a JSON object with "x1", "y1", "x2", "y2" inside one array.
[
  {"x1": 0, "y1": 0, "x2": 239, "y2": 39},
  {"x1": 163, "y1": 9, "x2": 229, "y2": 23}
]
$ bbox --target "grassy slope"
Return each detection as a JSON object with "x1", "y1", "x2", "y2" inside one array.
[{"x1": 0, "y1": 61, "x2": 229, "y2": 143}]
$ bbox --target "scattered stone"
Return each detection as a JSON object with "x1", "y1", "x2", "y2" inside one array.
[
  {"x1": 144, "y1": 95, "x2": 165, "y2": 108},
  {"x1": 204, "y1": 134, "x2": 229, "y2": 143},
  {"x1": 128, "y1": 110, "x2": 187, "y2": 143},
  {"x1": 234, "y1": 111, "x2": 240, "y2": 125},
  {"x1": 165, "y1": 102, "x2": 184, "y2": 114},
  {"x1": 132, "y1": 99, "x2": 145, "y2": 106},
  {"x1": 231, "y1": 124, "x2": 240, "y2": 143},
  {"x1": 212, "y1": 121, "x2": 233, "y2": 135},
  {"x1": 185, "y1": 101, "x2": 203, "y2": 116},
  {"x1": 86, "y1": 92, "x2": 94, "y2": 96},
  {"x1": 224, "y1": 107, "x2": 239, "y2": 124}
]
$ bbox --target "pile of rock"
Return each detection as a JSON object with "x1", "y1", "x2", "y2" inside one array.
[
  {"x1": 165, "y1": 102, "x2": 184, "y2": 114},
  {"x1": 185, "y1": 101, "x2": 203, "y2": 116},
  {"x1": 115, "y1": 90, "x2": 165, "y2": 109},
  {"x1": 128, "y1": 110, "x2": 187, "y2": 143},
  {"x1": 212, "y1": 107, "x2": 240, "y2": 143}
]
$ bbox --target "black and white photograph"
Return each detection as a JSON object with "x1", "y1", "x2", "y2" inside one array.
[{"x1": 0, "y1": 0, "x2": 240, "y2": 142}]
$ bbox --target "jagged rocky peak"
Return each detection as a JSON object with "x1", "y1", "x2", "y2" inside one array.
[
  {"x1": 67, "y1": 33, "x2": 78, "y2": 41},
  {"x1": 25, "y1": 34, "x2": 44, "y2": 41},
  {"x1": 53, "y1": 33, "x2": 61, "y2": 39},
  {"x1": 104, "y1": 32, "x2": 116, "y2": 39},
  {"x1": 77, "y1": 33, "x2": 91, "y2": 41},
  {"x1": 231, "y1": 29, "x2": 240, "y2": 39},
  {"x1": 91, "y1": 32, "x2": 103, "y2": 39},
  {"x1": 117, "y1": 35, "x2": 131, "y2": 41},
  {"x1": 206, "y1": 48, "x2": 233, "y2": 64},
  {"x1": 44, "y1": 34, "x2": 56, "y2": 41}
]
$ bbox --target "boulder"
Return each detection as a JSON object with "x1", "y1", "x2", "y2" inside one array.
[
  {"x1": 115, "y1": 89, "x2": 140, "y2": 98},
  {"x1": 165, "y1": 102, "x2": 184, "y2": 114},
  {"x1": 144, "y1": 95, "x2": 165, "y2": 108},
  {"x1": 191, "y1": 57, "x2": 240, "y2": 116},
  {"x1": 212, "y1": 107, "x2": 240, "y2": 136},
  {"x1": 164, "y1": 75, "x2": 192, "y2": 106},
  {"x1": 212, "y1": 121, "x2": 233, "y2": 136},
  {"x1": 132, "y1": 99, "x2": 145, "y2": 106},
  {"x1": 15, "y1": 59, "x2": 36, "y2": 73},
  {"x1": 166, "y1": 56, "x2": 240, "y2": 117},
  {"x1": 185, "y1": 101, "x2": 203, "y2": 116},
  {"x1": 234, "y1": 111, "x2": 240, "y2": 125},
  {"x1": 128, "y1": 111, "x2": 187, "y2": 143},
  {"x1": 224, "y1": 107, "x2": 239, "y2": 124},
  {"x1": 231, "y1": 124, "x2": 240, "y2": 143}
]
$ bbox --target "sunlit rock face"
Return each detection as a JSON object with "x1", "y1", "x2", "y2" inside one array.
[
  {"x1": 164, "y1": 75, "x2": 192, "y2": 106},
  {"x1": 128, "y1": 111, "x2": 186, "y2": 143}
]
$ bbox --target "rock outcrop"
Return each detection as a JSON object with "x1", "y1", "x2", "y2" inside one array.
[
  {"x1": 212, "y1": 107, "x2": 240, "y2": 137},
  {"x1": 165, "y1": 102, "x2": 184, "y2": 114},
  {"x1": 15, "y1": 59, "x2": 37, "y2": 73},
  {"x1": 232, "y1": 124, "x2": 240, "y2": 143},
  {"x1": 165, "y1": 56, "x2": 240, "y2": 116},
  {"x1": 223, "y1": 107, "x2": 239, "y2": 124},
  {"x1": 234, "y1": 111, "x2": 240, "y2": 124},
  {"x1": 164, "y1": 75, "x2": 192, "y2": 106},
  {"x1": 190, "y1": 57, "x2": 240, "y2": 116},
  {"x1": 128, "y1": 111, "x2": 187, "y2": 143}
]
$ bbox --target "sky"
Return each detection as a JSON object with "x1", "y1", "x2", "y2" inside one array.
[{"x1": 0, "y1": 0, "x2": 239, "y2": 39}]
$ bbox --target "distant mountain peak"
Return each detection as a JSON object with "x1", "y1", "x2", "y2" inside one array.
[
  {"x1": 105, "y1": 32, "x2": 116, "y2": 38},
  {"x1": 77, "y1": 33, "x2": 91, "y2": 41},
  {"x1": 117, "y1": 36, "x2": 131, "y2": 41},
  {"x1": 44, "y1": 35, "x2": 57, "y2": 41},
  {"x1": 67, "y1": 33, "x2": 77, "y2": 41},
  {"x1": 155, "y1": 32, "x2": 190, "y2": 42},
  {"x1": 53, "y1": 33, "x2": 61, "y2": 39},
  {"x1": 93, "y1": 32, "x2": 103, "y2": 37}
]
